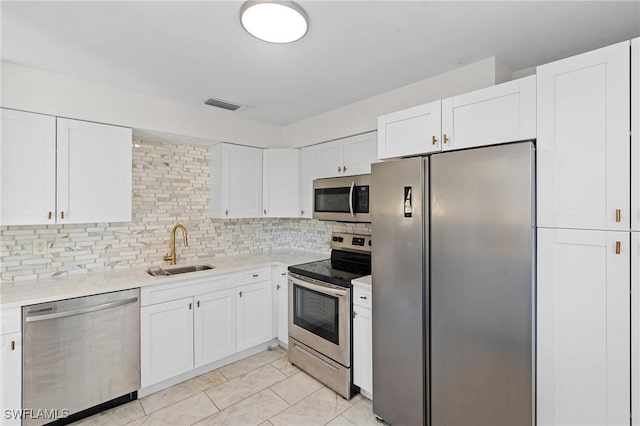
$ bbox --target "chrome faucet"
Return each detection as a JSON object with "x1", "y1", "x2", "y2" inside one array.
[{"x1": 163, "y1": 223, "x2": 188, "y2": 265}]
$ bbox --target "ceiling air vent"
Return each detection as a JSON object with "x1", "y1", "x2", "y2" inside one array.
[{"x1": 204, "y1": 98, "x2": 241, "y2": 111}]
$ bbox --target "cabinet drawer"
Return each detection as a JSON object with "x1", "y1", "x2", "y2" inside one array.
[
  {"x1": 0, "y1": 308, "x2": 21, "y2": 335},
  {"x1": 141, "y1": 275, "x2": 234, "y2": 306},
  {"x1": 353, "y1": 285, "x2": 372, "y2": 309},
  {"x1": 237, "y1": 268, "x2": 271, "y2": 285}
]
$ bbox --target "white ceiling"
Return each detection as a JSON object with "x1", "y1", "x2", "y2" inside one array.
[{"x1": 2, "y1": 1, "x2": 639, "y2": 125}]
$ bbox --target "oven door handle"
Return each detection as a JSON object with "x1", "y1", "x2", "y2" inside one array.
[
  {"x1": 290, "y1": 275, "x2": 349, "y2": 297},
  {"x1": 349, "y1": 181, "x2": 355, "y2": 218}
]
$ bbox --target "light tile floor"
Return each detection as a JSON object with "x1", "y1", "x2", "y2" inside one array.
[{"x1": 74, "y1": 346, "x2": 379, "y2": 426}]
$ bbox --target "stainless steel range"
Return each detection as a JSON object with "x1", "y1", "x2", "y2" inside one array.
[{"x1": 287, "y1": 232, "x2": 371, "y2": 399}]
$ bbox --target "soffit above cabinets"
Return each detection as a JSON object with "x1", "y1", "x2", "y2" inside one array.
[{"x1": 2, "y1": 1, "x2": 638, "y2": 126}]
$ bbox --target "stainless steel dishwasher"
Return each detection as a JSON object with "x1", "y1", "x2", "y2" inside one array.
[{"x1": 22, "y1": 288, "x2": 140, "y2": 426}]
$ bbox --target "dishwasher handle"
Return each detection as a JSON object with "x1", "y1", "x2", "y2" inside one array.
[{"x1": 25, "y1": 297, "x2": 138, "y2": 322}]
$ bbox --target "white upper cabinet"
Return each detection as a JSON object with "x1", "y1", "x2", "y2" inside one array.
[
  {"x1": 342, "y1": 132, "x2": 378, "y2": 176},
  {"x1": 378, "y1": 100, "x2": 442, "y2": 159},
  {"x1": 314, "y1": 132, "x2": 378, "y2": 178},
  {"x1": 632, "y1": 38, "x2": 640, "y2": 231},
  {"x1": 315, "y1": 140, "x2": 344, "y2": 178},
  {"x1": 537, "y1": 228, "x2": 630, "y2": 426},
  {"x1": 210, "y1": 143, "x2": 263, "y2": 219},
  {"x1": 441, "y1": 76, "x2": 536, "y2": 151},
  {"x1": 0, "y1": 109, "x2": 56, "y2": 225},
  {"x1": 537, "y1": 41, "x2": 630, "y2": 231},
  {"x1": 263, "y1": 149, "x2": 299, "y2": 218},
  {"x1": 1, "y1": 111, "x2": 131, "y2": 225},
  {"x1": 299, "y1": 145, "x2": 317, "y2": 218},
  {"x1": 56, "y1": 118, "x2": 132, "y2": 224}
]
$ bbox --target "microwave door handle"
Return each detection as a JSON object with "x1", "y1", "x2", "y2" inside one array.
[{"x1": 349, "y1": 181, "x2": 355, "y2": 218}]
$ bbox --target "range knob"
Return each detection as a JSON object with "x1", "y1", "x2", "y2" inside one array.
[
  {"x1": 338, "y1": 237, "x2": 344, "y2": 242},
  {"x1": 369, "y1": 240, "x2": 372, "y2": 246},
  {"x1": 332, "y1": 236, "x2": 339, "y2": 242}
]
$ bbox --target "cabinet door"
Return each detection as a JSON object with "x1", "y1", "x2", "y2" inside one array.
[
  {"x1": 275, "y1": 269, "x2": 289, "y2": 344},
  {"x1": 343, "y1": 132, "x2": 378, "y2": 176},
  {"x1": 263, "y1": 149, "x2": 299, "y2": 218},
  {"x1": 377, "y1": 100, "x2": 442, "y2": 159},
  {"x1": 226, "y1": 144, "x2": 263, "y2": 218},
  {"x1": 353, "y1": 305, "x2": 372, "y2": 396},
  {"x1": 537, "y1": 41, "x2": 630, "y2": 231},
  {"x1": 0, "y1": 332, "x2": 21, "y2": 426},
  {"x1": 537, "y1": 228, "x2": 629, "y2": 426},
  {"x1": 315, "y1": 140, "x2": 344, "y2": 178},
  {"x1": 632, "y1": 38, "x2": 639, "y2": 231},
  {"x1": 237, "y1": 281, "x2": 273, "y2": 352},
  {"x1": 56, "y1": 118, "x2": 132, "y2": 224},
  {"x1": 141, "y1": 297, "x2": 194, "y2": 387},
  {"x1": 299, "y1": 146, "x2": 317, "y2": 218},
  {"x1": 441, "y1": 76, "x2": 536, "y2": 152},
  {"x1": 194, "y1": 289, "x2": 236, "y2": 368},
  {"x1": 0, "y1": 109, "x2": 56, "y2": 225}
]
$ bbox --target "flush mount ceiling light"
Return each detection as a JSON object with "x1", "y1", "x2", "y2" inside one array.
[{"x1": 240, "y1": 1, "x2": 309, "y2": 44}]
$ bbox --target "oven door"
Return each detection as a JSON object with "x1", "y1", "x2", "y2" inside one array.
[{"x1": 288, "y1": 273, "x2": 351, "y2": 367}]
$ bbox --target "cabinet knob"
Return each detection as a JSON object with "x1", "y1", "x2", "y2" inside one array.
[
  {"x1": 225, "y1": 210, "x2": 229, "y2": 216},
  {"x1": 343, "y1": 166, "x2": 347, "y2": 172},
  {"x1": 277, "y1": 284, "x2": 281, "y2": 290},
  {"x1": 352, "y1": 311, "x2": 357, "y2": 318},
  {"x1": 281, "y1": 272, "x2": 286, "y2": 276},
  {"x1": 48, "y1": 211, "x2": 52, "y2": 220},
  {"x1": 188, "y1": 302, "x2": 192, "y2": 310},
  {"x1": 197, "y1": 300, "x2": 200, "y2": 308},
  {"x1": 432, "y1": 135, "x2": 437, "y2": 145},
  {"x1": 60, "y1": 211, "x2": 65, "y2": 220},
  {"x1": 301, "y1": 209, "x2": 304, "y2": 215},
  {"x1": 10, "y1": 340, "x2": 15, "y2": 351},
  {"x1": 264, "y1": 209, "x2": 267, "y2": 215},
  {"x1": 360, "y1": 296, "x2": 367, "y2": 300},
  {"x1": 239, "y1": 291, "x2": 243, "y2": 298},
  {"x1": 615, "y1": 209, "x2": 621, "y2": 222},
  {"x1": 252, "y1": 274, "x2": 259, "y2": 278},
  {"x1": 615, "y1": 241, "x2": 621, "y2": 255},
  {"x1": 338, "y1": 166, "x2": 342, "y2": 173},
  {"x1": 443, "y1": 134, "x2": 449, "y2": 144}
]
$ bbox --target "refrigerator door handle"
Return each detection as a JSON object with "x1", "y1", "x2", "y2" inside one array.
[{"x1": 349, "y1": 181, "x2": 355, "y2": 218}]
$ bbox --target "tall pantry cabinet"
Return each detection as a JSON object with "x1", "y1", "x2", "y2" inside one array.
[{"x1": 537, "y1": 40, "x2": 635, "y2": 426}]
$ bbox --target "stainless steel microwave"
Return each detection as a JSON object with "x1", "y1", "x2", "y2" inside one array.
[{"x1": 313, "y1": 174, "x2": 371, "y2": 222}]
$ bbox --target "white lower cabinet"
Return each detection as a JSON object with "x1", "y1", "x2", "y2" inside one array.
[
  {"x1": 0, "y1": 331, "x2": 21, "y2": 426},
  {"x1": 272, "y1": 266, "x2": 289, "y2": 344},
  {"x1": 353, "y1": 284, "x2": 372, "y2": 398},
  {"x1": 141, "y1": 297, "x2": 194, "y2": 387},
  {"x1": 194, "y1": 288, "x2": 236, "y2": 368},
  {"x1": 537, "y1": 228, "x2": 630, "y2": 426},
  {"x1": 237, "y1": 280, "x2": 273, "y2": 352}
]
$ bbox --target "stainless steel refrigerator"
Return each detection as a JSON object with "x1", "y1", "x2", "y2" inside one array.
[{"x1": 371, "y1": 142, "x2": 535, "y2": 426}]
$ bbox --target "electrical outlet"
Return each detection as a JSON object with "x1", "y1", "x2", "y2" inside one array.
[{"x1": 33, "y1": 239, "x2": 47, "y2": 255}]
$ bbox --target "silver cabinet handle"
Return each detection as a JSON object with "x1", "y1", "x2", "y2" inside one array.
[
  {"x1": 360, "y1": 296, "x2": 367, "y2": 300},
  {"x1": 281, "y1": 272, "x2": 286, "y2": 276},
  {"x1": 253, "y1": 274, "x2": 259, "y2": 278},
  {"x1": 26, "y1": 297, "x2": 138, "y2": 322}
]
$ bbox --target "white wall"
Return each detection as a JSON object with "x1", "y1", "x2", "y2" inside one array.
[
  {"x1": 1, "y1": 57, "x2": 507, "y2": 149},
  {"x1": 0, "y1": 61, "x2": 282, "y2": 148},
  {"x1": 281, "y1": 57, "x2": 504, "y2": 147}
]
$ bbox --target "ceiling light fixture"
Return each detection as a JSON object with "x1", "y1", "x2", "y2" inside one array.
[{"x1": 240, "y1": 1, "x2": 309, "y2": 44}]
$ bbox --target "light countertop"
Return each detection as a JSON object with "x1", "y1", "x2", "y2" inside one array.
[
  {"x1": 0, "y1": 250, "x2": 326, "y2": 309},
  {"x1": 352, "y1": 274, "x2": 372, "y2": 288}
]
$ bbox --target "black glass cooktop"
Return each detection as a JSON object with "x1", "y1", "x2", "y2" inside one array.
[{"x1": 288, "y1": 251, "x2": 371, "y2": 288}]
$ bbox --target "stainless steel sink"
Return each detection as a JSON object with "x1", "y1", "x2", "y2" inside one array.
[{"x1": 147, "y1": 264, "x2": 215, "y2": 277}]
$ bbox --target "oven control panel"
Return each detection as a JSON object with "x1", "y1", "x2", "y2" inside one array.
[{"x1": 330, "y1": 232, "x2": 372, "y2": 253}]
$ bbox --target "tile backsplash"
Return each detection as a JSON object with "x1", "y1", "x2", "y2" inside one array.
[{"x1": 0, "y1": 139, "x2": 370, "y2": 282}]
